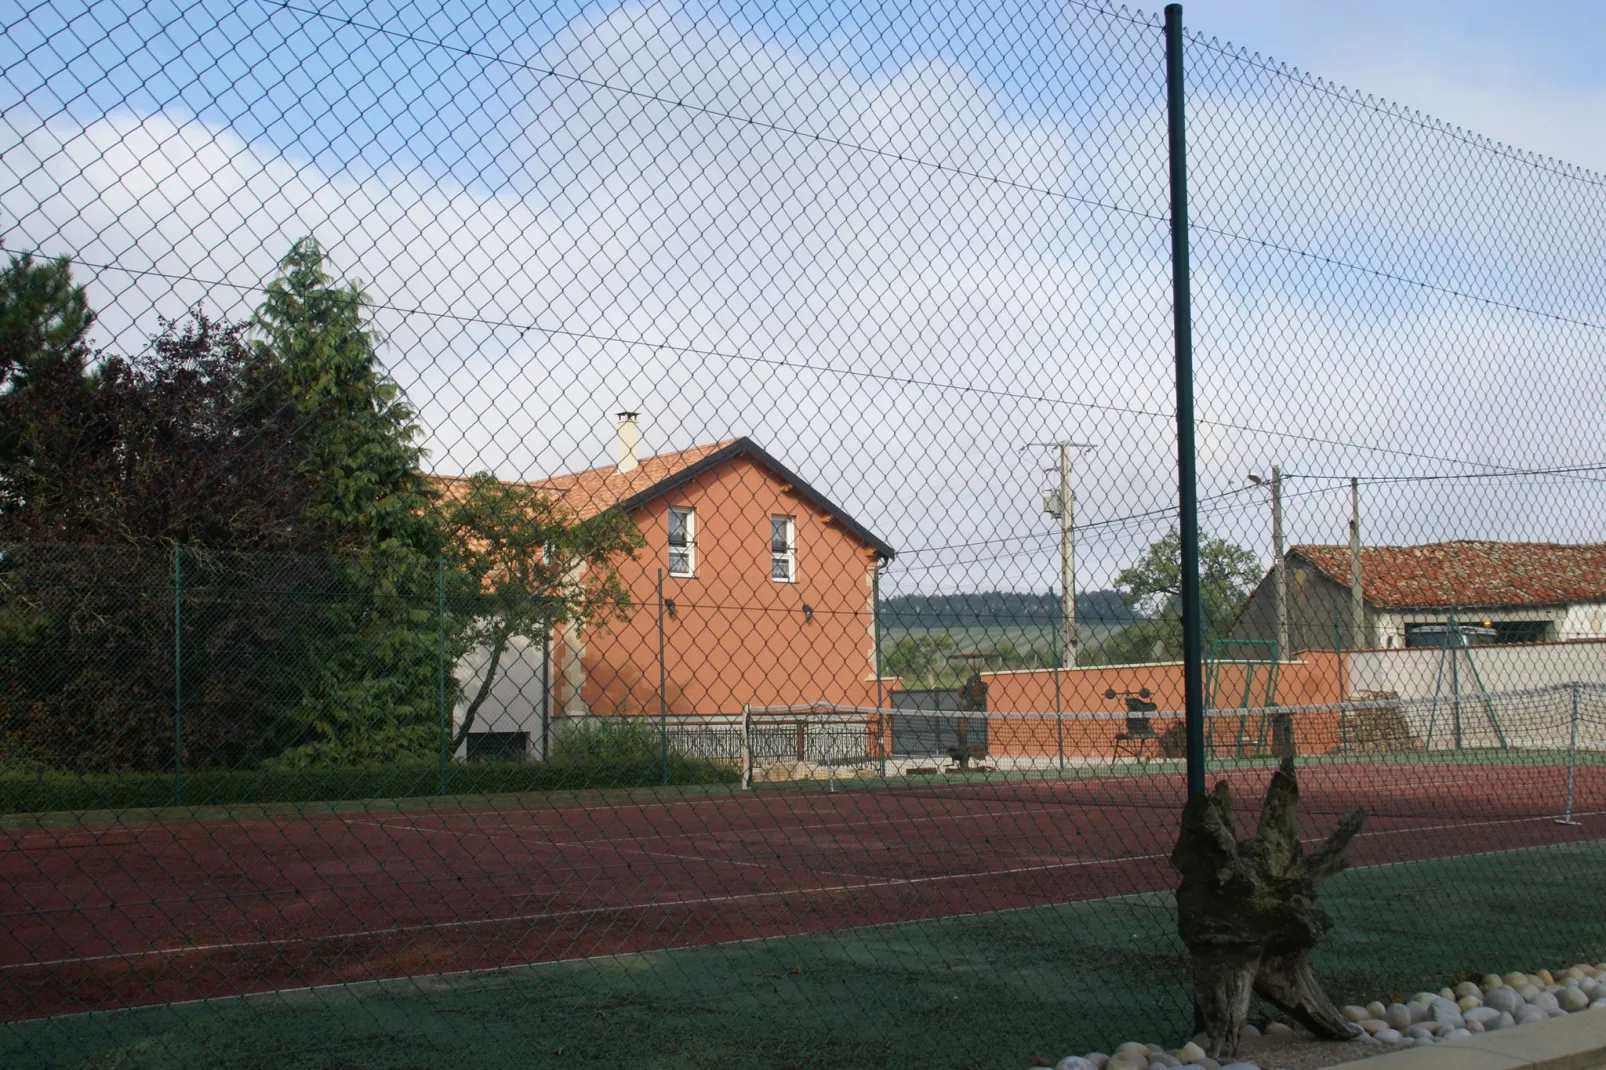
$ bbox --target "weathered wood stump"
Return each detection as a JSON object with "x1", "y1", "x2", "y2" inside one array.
[{"x1": 1170, "y1": 752, "x2": 1366, "y2": 1059}]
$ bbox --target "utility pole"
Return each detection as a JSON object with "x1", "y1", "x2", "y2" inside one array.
[
  {"x1": 1349, "y1": 477, "x2": 1364, "y2": 651},
  {"x1": 1030, "y1": 441, "x2": 1095, "y2": 670},
  {"x1": 1248, "y1": 466, "x2": 1287, "y2": 659}
]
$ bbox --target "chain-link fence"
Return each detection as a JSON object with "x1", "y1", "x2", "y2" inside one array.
[{"x1": 3, "y1": 0, "x2": 1605, "y2": 1066}]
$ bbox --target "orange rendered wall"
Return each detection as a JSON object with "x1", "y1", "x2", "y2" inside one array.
[
  {"x1": 971, "y1": 650, "x2": 1348, "y2": 759},
  {"x1": 564, "y1": 456, "x2": 881, "y2": 716}
]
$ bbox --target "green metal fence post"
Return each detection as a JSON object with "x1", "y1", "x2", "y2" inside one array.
[
  {"x1": 658, "y1": 568, "x2": 668, "y2": 787},
  {"x1": 874, "y1": 562, "x2": 887, "y2": 778},
  {"x1": 438, "y1": 557, "x2": 447, "y2": 796},
  {"x1": 172, "y1": 545, "x2": 182, "y2": 808},
  {"x1": 1165, "y1": 3, "x2": 1206, "y2": 800}
]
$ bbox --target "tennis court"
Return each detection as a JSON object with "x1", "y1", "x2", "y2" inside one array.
[{"x1": 4, "y1": 754, "x2": 1600, "y2": 1022}]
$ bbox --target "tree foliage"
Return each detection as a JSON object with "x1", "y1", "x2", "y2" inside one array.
[
  {"x1": 0, "y1": 257, "x2": 331, "y2": 769},
  {"x1": 440, "y1": 474, "x2": 644, "y2": 749},
  {"x1": 1088, "y1": 529, "x2": 1261, "y2": 664},
  {"x1": 0, "y1": 252, "x2": 97, "y2": 537},
  {"x1": 248, "y1": 238, "x2": 446, "y2": 766}
]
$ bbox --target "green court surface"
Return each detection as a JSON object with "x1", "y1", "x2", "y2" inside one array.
[{"x1": 7, "y1": 840, "x2": 1604, "y2": 1070}]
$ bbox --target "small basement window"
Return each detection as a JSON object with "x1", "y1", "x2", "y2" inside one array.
[
  {"x1": 466, "y1": 731, "x2": 529, "y2": 763},
  {"x1": 770, "y1": 515, "x2": 795, "y2": 582}
]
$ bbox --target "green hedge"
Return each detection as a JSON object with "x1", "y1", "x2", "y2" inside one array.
[{"x1": 0, "y1": 755, "x2": 738, "y2": 816}]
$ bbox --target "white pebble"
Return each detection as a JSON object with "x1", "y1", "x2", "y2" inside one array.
[
  {"x1": 1176, "y1": 1043, "x2": 1206, "y2": 1063},
  {"x1": 1466, "y1": 1020, "x2": 1485, "y2": 1033},
  {"x1": 1264, "y1": 1022, "x2": 1292, "y2": 1036},
  {"x1": 1444, "y1": 1028, "x2": 1472, "y2": 1041},
  {"x1": 1457, "y1": 995, "x2": 1481, "y2": 1011},
  {"x1": 1374, "y1": 1029, "x2": 1403, "y2": 1044},
  {"x1": 1562, "y1": 988, "x2": 1591, "y2": 1012},
  {"x1": 1384, "y1": 1004, "x2": 1413, "y2": 1030},
  {"x1": 1365, "y1": 1001, "x2": 1387, "y2": 1019},
  {"x1": 1340, "y1": 1005, "x2": 1369, "y2": 1023},
  {"x1": 1239, "y1": 1024, "x2": 1260, "y2": 1038},
  {"x1": 1359, "y1": 1019, "x2": 1389, "y2": 1035},
  {"x1": 1516, "y1": 1006, "x2": 1549, "y2": 1025},
  {"x1": 1484, "y1": 988, "x2": 1524, "y2": 1015},
  {"x1": 1056, "y1": 1059, "x2": 1096, "y2": 1070},
  {"x1": 1454, "y1": 982, "x2": 1482, "y2": 999}
]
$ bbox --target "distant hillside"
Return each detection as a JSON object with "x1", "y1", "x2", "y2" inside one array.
[{"x1": 880, "y1": 589, "x2": 1139, "y2": 629}]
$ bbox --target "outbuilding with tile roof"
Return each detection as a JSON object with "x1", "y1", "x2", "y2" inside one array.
[{"x1": 1232, "y1": 540, "x2": 1606, "y2": 652}]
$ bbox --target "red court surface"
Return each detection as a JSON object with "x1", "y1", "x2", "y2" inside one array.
[{"x1": 2, "y1": 760, "x2": 1602, "y2": 1020}]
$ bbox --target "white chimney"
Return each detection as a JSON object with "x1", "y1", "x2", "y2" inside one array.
[{"x1": 615, "y1": 411, "x2": 640, "y2": 473}]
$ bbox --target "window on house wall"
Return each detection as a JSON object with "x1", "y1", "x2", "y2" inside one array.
[
  {"x1": 668, "y1": 506, "x2": 695, "y2": 577},
  {"x1": 771, "y1": 514, "x2": 795, "y2": 582}
]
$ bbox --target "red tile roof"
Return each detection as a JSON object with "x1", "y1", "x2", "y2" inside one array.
[
  {"x1": 1292, "y1": 541, "x2": 1606, "y2": 609},
  {"x1": 433, "y1": 441, "x2": 735, "y2": 521},
  {"x1": 431, "y1": 437, "x2": 897, "y2": 560}
]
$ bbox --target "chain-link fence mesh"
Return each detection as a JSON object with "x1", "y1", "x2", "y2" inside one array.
[{"x1": 2, "y1": 0, "x2": 1604, "y2": 1066}]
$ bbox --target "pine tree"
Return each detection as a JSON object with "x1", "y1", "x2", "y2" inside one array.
[{"x1": 253, "y1": 238, "x2": 443, "y2": 764}]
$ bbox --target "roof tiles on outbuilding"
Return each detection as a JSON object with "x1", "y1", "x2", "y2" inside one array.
[{"x1": 1291, "y1": 540, "x2": 1606, "y2": 610}]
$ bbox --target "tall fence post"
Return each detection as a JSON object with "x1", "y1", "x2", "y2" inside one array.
[
  {"x1": 658, "y1": 568, "x2": 668, "y2": 787},
  {"x1": 873, "y1": 563, "x2": 883, "y2": 711},
  {"x1": 1558, "y1": 681, "x2": 1581, "y2": 826},
  {"x1": 172, "y1": 545, "x2": 182, "y2": 808},
  {"x1": 437, "y1": 558, "x2": 447, "y2": 796},
  {"x1": 1165, "y1": 3, "x2": 1205, "y2": 800}
]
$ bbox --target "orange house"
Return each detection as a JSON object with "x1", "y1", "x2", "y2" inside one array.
[{"x1": 538, "y1": 415, "x2": 896, "y2": 718}]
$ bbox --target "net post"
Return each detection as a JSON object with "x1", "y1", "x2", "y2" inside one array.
[
  {"x1": 740, "y1": 703, "x2": 753, "y2": 791},
  {"x1": 172, "y1": 545, "x2": 182, "y2": 808},
  {"x1": 1164, "y1": 2, "x2": 1206, "y2": 800},
  {"x1": 437, "y1": 557, "x2": 447, "y2": 796},
  {"x1": 658, "y1": 568, "x2": 668, "y2": 788},
  {"x1": 1558, "y1": 681, "x2": 1581, "y2": 825},
  {"x1": 878, "y1": 707, "x2": 888, "y2": 779}
]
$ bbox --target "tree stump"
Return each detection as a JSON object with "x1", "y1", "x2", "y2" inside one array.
[{"x1": 1170, "y1": 752, "x2": 1366, "y2": 1059}]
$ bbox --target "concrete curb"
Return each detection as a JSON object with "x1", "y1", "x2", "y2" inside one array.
[{"x1": 1328, "y1": 1008, "x2": 1606, "y2": 1070}]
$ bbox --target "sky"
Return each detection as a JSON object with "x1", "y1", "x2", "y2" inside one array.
[
  {"x1": 1179, "y1": 0, "x2": 1606, "y2": 171},
  {"x1": 2, "y1": 0, "x2": 1603, "y2": 607}
]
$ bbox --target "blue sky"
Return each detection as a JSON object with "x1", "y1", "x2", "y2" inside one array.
[{"x1": 1181, "y1": 0, "x2": 1606, "y2": 169}]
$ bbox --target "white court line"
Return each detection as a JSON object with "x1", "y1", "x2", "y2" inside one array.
[{"x1": 4, "y1": 808, "x2": 1598, "y2": 975}]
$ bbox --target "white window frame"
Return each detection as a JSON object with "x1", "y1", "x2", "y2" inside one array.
[
  {"x1": 770, "y1": 514, "x2": 796, "y2": 583},
  {"x1": 668, "y1": 505, "x2": 696, "y2": 577}
]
